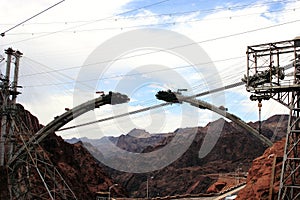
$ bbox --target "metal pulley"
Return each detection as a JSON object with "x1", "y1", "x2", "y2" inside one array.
[{"x1": 258, "y1": 101, "x2": 262, "y2": 109}]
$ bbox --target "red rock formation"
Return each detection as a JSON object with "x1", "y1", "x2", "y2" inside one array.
[
  {"x1": 236, "y1": 139, "x2": 285, "y2": 200},
  {"x1": 207, "y1": 181, "x2": 227, "y2": 193},
  {"x1": 0, "y1": 104, "x2": 43, "y2": 199},
  {"x1": 206, "y1": 175, "x2": 244, "y2": 194},
  {"x1": 42, "y1": 133, "x2": 127, "y2": 199},
  {"x1": 0, "y1": 103, "x2": 127, "y2": 199}
]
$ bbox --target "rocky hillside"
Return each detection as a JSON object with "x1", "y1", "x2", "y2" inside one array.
[
  {"x1": 41, "y1": 133, "x2": 127, "y2": 199},
  {"x1": 236, "y1": 139, "x2": 285, "y2": 199},
  {"x1": 248, "y1": 115, "x2": 289, "y2": 140},
  {"x1": 77, "y1": 115, "x2": 288, "y2": 198},
  {"x1": 0, "y1": 104, "x2": 126, "y2": 199},
  {"x1": 234, "y1": 116, "x2": 292, "y2": 199}
]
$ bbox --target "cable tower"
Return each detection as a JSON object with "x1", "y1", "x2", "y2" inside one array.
[
  {"x1": 243, "y1": 38, "x2": 300, "y2": 199},
  {"x1": 0, "y1": 48, "x2": 77, "y2": 199}
]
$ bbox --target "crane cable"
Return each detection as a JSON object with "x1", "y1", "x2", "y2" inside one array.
[
  {"x1": 0, "y1": 0, "x2": 65, "y2": 37},
  {"x1": 0, "y1": 0, "x2": 171, "y2": 45}
]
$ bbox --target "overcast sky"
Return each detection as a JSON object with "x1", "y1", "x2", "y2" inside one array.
[{"x1": 0, "y1": 0, "x2": 299, "y2": 138}]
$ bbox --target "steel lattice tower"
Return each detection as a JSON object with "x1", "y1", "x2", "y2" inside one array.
[
  {"x1": 0, "y1": 48, "x2": 77, "y2": 199},
  {"x1": 244, "y1": 38, "x2": 300, "y2": 199}
]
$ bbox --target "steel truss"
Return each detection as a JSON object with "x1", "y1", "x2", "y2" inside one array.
[
  {"x1": 244, "y1": 38, "x2": 300, "y2": 199},
  {"x1": 0, "y1": 48, "x2": 77, "y2": 199}
]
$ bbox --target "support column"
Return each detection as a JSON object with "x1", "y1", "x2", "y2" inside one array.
[
  {"x1": 0, "y1": 48, "x2": 14, "y2": 167},
  {"x1": 12, "y1": 50, "x2": 22, "y2": 103}
]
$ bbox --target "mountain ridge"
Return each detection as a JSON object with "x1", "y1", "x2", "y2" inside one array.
[{"x1": 75, "y1": 115, "x2": 288, "y2": 197}]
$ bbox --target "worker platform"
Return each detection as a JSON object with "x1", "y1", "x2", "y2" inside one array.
[{"x1": 242, "y1": 38, "x2": 300, "y2": 104}]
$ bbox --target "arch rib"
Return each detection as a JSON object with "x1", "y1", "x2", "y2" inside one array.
[
  {"x1": 156, "y1": 90, "x2": 273, "y2": 147},
  {"x1": 8, "y1": 92, "x2": 129, "y2": 165}
]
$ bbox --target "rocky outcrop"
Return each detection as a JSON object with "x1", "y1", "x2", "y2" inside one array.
[
  {"x1": 16, "y1": 104, "x2": 43, "y2": 133},
  {"x1": 236, "y1": 139, "x2": 285, "y2": 200},
  {"x1": 207, "y1": 181, "x2": 227, "y2": 193},
  {"x1": 41, "y1": 133, "x2": 127, "y2": 199},
  {"x1": 0, "y1": 104, "x2": 43, "y2": 199},
  {"x1": 116, "y1": 131, "x2": 171, "y2": 153},
  {"x1": 248, "y1": 115, "x2": 289, "y2": 140},
  {"x1": 0, "y1": 104, "x2": 127, "y2": 199}
]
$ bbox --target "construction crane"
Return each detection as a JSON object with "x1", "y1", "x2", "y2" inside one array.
[{"x1": 243, "y1": 38, "x2": 300, "y2": 200}]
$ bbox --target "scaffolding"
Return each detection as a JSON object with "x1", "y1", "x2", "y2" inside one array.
[{"x1": 244, "y1": 38, "x2": 300, "y2": 199}]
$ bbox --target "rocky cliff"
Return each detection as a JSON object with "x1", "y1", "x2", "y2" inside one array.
[
  {"x1": 41, "y1": 133, "x2": 127, "y2": 199},
  {"x1": 236, "y1": 139, "x2": 285, "y2": 199},
  {"x1": 0, "y1": 104, "x2": 126, "y2": 199},
  {"x1": 236, "y1": 115, "x2": 293, "y2": 199}
]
